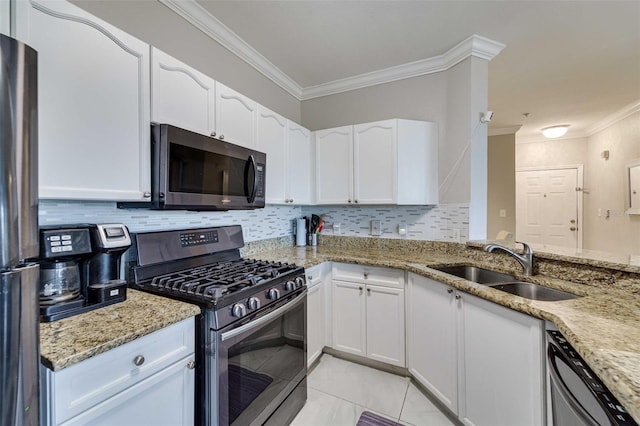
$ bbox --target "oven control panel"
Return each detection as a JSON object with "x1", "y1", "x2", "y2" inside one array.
[{"x1": 180, "y1": 230, "x2": 219, "y2": 247}]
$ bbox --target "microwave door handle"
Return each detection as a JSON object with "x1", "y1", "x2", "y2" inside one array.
[
  {"x1": 245, "y1": 154, "x2": 258, "y2": 203},
  {"x1": 547, "y1": 345, "x2": 600, "y2": 426}
]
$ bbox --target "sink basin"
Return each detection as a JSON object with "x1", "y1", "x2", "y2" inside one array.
[
  {"x1": 488, "y1": 282, "x2": 580, "y2": 301},
  {"x1": 432, "y1": 265, "x2": 515, "y2": 284}
]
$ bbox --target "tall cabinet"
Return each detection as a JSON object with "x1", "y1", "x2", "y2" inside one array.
[{"x1": 15, "y1": 0, "x2": 151, "y2": 201}]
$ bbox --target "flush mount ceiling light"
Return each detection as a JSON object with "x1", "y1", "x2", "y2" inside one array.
[{"x1": 541, "y1": 125, "x2": 570, "y2": 139}]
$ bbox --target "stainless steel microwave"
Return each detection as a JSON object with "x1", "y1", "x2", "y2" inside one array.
[{"x1": 120, "y1": 124, "x2": 266, "y2": 211}]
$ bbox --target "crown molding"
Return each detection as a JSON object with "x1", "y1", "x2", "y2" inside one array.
[
  {"x1": 160, "y1": 1, "x2": 505, "y2": 101},
  {"x1": 586, "y1": 100, "x2": 640, "y2": 135},
  {"x1": 300, "y1": 34, "x2": 505, "y2": 100},
  {"x1": 488, "y1": 126, "x2": 522, "y2": 136},
  {"x1": 159, "y1": 0, "x2": 304, "y2": 99}
]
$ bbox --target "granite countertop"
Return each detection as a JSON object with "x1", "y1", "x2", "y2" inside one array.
[
  {"x1": 249, "y1": 244, "x2": 640, "y2": 422},
  {"x1": 40, "y1": 289, "x2": 200, "y2": 371}
]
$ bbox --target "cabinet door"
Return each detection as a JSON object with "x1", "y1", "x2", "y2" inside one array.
[
  {"x1": 407, "y1": 274, "x2": 458, "y2": 413},
  {"x1": 286, "y1": 121, "x2": 313, "y2": 204},
  {"x1": 151, "y1": 47, "x2": 215, "y2": 136},
  {"x1": 354, "y1": 120, "x2": 397, "y2": 204},
  {"x1": 315, "y1": 126, "x2": 353, "y2": 204},
  {"x1": 307, "y1": 280, "x2": 325, "y2": 367},
  {"x1": 257, "y1": 106, "x2": 287, "y2": 204},
  {"x1": 215, "y1": 81, "x2": 257, "y2": 148},
  {"x1": 61, "y1": 356, "x2": 195, "y2": 426},
  {"x1": 365, "y1": 284, "x2": 405, "y2": 367},
  {"x1": 15, "y1": 0, "x2": 151, "y2": 201},
  {"x1": 0, "y1": 1, "x2": 9, "y2": 35},
  {"x1": 458, "y1": 293, "x2": 544, "y2": 426},
  {"x1": 331, "y1": 280, "x2": 365, "y2": 356}
]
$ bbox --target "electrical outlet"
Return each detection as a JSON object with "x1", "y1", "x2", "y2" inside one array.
[
  {"x1": 333, "y1": 222, "x2": 341, "y2": 234},
  {"x1": 398, "y1": 222, "x2": 407, "y2": 236},
  {"x1": 370, "y1": 220, "x2": 381, "y2": 236},
  {"x1": 452, "y1": 228, "x2": 461, "y2": 242},
  {"x1": 499, "y1": 209, "x2": 506, "y2": 218}
]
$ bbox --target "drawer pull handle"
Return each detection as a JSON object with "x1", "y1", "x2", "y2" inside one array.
[
  {"x1": 133, "y1": 355, "x2": 145, "y2": 366},
  {"x1": 187, "y1": 360, "x2": 196, "y2": 370},
  {"x1": 447, "y1": 288, "x2": 453, "y2": 294}
]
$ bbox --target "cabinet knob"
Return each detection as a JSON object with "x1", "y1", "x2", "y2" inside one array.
[
  {"x1": 367, "y1": 288, "x2": 371, "y2": 294},
  {"x1": 447, "y1": 288, "x2": 453, "y2": 294},
  {"x1": 187, "y1": 360, "x2": 196, "y2": 370},
  {"x1": 359, "y1": 286, "x2": 363, "y2": 293},
  {"x1": 143, "y1": 192, "x2": 151, "y2": 198},
  {"x1": 289, "y1": 198, "x2": 294, "y2": 203},
  {"x1": 133, "y1": 355, "x2": 145, "y2": 366},
  {"x1": 455, "y1": 294, "x2": 461, "y2": 300},
  {"x1": 211, "y1": 131, "x2": 216, "y2": 137},
  {"x1": 354, "y1": 199, "x2": 358, "y2": 204},
  {"x1": 363, "y1": 272, "x2": 369, "y2": 279},
  {"x1": 348, "y1": 199, "x2": 352, "y2": 203},
  {"x1": 308, "y1": 275, "x2": 313, "y2": 281},
  {"x1": 219, "y1": 134, "x2": 225, "y2": 140}
]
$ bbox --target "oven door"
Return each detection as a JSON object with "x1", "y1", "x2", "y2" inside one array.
[{"x1": 216, "y1": 290, "x2": 307, "y2": 426}]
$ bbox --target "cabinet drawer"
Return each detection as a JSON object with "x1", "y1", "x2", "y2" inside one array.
[
  {"x1": 306, "y1": 263, "x2": 329, "y2": 288},
  {"x1": 46, "y1": 317, "x2": 195, "y2": 424},
  {"x1": 332, "y1": 263, "x2": 404, "y2": 288}
]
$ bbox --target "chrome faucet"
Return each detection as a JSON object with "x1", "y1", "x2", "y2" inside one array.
[{"x1": 483, "y1": 241, "x2": 535, "y2": 276}]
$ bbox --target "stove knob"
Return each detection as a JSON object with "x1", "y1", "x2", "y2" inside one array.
[
  {"x1": 247, "y1": 297, "x2": 261, "y2": 310},
  {"x1": 295, "y1": 276, "x2": 306, "y2": 288},
  {"x1": 267, "y1": 288, "x2": 280, "y2": 300},
  {"x1": 284, "y1": 281, "x2": 295, "y2": 291},
  {"x1": 231, "y1": 303, "x2": 247, "y2": 318}
]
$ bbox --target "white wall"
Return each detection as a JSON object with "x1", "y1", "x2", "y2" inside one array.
[
  {"x1": 488, "y1": 134, "x2": 515, "y2": 239},
  {"x1": 516, "y1": 137, "x2": 589, "y2": 170},
  {"x1": 584, "y1": 110, "x2": 640, "y2": 254},
  {"x1": 70, "y1": 0, "x2": 301, "y2": 123}
]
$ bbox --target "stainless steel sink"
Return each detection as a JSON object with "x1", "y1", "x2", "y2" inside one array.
[
  {"x1": 488, "y1": 282, "x2": 580, "y2": 301},
  {"x1": 432, "y1": 265, "x2": 515, "y2": 284}
]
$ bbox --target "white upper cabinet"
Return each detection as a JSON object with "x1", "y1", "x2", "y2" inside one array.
[
  {"x1": 257, "y1": 107, "x2": 313, "y2": 205},
  {"x1": 215, "y1": 81, "x2": 257, "y2": 148},
  {"x1": 315, "y1": 119, "x2": 438, "y2": 205},
  {"x1": 257, "y1": 106, "x2": 287, "y2": 203},
  {"x1": 15, "y1": 0, "x2": 151, "y2": 201},
  {"x1": 0, "y1": 1, "x2": 9, "y2": 35},
  {"x1": 286, "y1": 121, "x2": 313, "y2": 204},
  {"x1": 315, "y1": 126, "x2": 354, "y2": 204},
  {"x1": 150, "y1": 47, "x2": 215, "y2": 136}
]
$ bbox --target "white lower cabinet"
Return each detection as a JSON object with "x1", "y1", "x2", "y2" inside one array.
[
  {"x1": 331, "y1": 263, "x2": 405, "y2": 367},
  {"x1": 41, "y1": 318, "x2": 196, "y2": 426},
  {"x1": 408, "y1": 273, "x2": 544, "y2": 426},
  {"x1": 306, "y1": 263, "x2": 331, "y2": 367}
]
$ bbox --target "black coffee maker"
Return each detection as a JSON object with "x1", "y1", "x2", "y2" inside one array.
[{"x1": 36, "y1": 223, "x2": 131, "y2": 322}]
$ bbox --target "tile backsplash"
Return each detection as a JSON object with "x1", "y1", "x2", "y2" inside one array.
[
  {"x1": 38, "y1": 200, "x2": 302, "y2": 242},
  {"x1": 39, "y1": 201, "x2": 469, "y2": 243},
  {"x1": 301, "y1": 203, "x2": 469, "y2": 242}
]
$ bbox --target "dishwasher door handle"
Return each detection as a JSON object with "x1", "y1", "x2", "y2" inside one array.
[{"x1": 547, "y1": 344, "x2": 600, "y2": 426}]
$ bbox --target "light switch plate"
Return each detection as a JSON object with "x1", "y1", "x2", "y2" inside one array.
[{"x1": 370, "y1": 220, "x2": 381, "y2": 236}]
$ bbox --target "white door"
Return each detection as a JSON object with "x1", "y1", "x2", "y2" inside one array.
[
  {"x1": 286, "y1": 121, "x2": 313, "y2": 205},
  {"x1": 151, "y1": 47, "x2": 215, "y2": 136},
  {"x1": 458, "y1": 293, "x2": 544, "y2": 426},
  {"x1": 354, "y1": 120, "x2": 397, "y2": 204},
  {"x1": 365, "y1": 284, "x2": 405, "y2": 367},
  {"x1": 331, "y1": 280, "x2": 365, "y2": 356},
  {"x1": 315, "y1": 126, "x2": 353, "y2": 204},
  {"x1": 215, "y1": 82, "x2": 257, "y2": 148},
  {"x1": 516, "y1": 168, "x2": 580, "y2": 248},
  {"x1": 15, "y1": 0, "x2": 151, "y2": 201},
  {"x1": 407, "y1": 274, "x2": 458, "y2": 413},
  {"x1": 257, "y1": 106, "x2": 287, "y2": 204}
]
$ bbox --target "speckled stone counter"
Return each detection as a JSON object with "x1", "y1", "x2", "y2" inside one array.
[
  {"x1": 40, "y1": 289, "x2": 200, "y2": 371},
  {"x1": 248, "y1": 239, "x2": 640, "y2": 422}
]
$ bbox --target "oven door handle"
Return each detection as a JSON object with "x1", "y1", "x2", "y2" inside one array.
[
  {"x1": 547, "y1": 344, "x2": 600, "y2": 426},
  {"x1": 221, "y1": 290, "x2": 306, "y2": 342}
]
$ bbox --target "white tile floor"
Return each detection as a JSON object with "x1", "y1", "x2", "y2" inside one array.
[{"x1": 291, "y1": 355, "x2": 456, "y2": 426}]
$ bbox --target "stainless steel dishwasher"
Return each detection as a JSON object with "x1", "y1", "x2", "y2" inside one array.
[{"x1": 546, "y1": 327, "x2": 637, "y2": 425}]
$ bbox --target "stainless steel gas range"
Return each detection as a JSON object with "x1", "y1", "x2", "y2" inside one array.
[{"x1": 128, "y1": 225, "x2": 307, "y2": 426}]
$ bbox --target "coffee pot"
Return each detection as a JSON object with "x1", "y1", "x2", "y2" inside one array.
[{"x1": 35, "y1": 224, "x2": 131, "y2": 322}]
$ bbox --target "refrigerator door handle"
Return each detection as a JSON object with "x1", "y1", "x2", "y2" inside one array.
[{"x1": 0, "y1": 270, "x2": 22, "y2": 426}]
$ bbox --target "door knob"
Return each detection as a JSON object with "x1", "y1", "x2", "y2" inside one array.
[
  {"x1": 570, "y1": 227, "x2": 577, "y2": 231},
  {"x1": 570, "y1": 219, "x2": 576, "y2": 224}
]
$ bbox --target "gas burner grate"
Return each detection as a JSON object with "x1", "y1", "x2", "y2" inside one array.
[{"x1": 147, "y1": 258, "x2": 296, "y2": 300}]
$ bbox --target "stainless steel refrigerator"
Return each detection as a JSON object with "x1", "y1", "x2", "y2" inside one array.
[{"x1": 0, "y1": 33, "x2": 39, "y2": 426}]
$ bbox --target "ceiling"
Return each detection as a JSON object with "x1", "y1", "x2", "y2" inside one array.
[{"x1": 190, "y1": 0, "x2": 639, "y2": 140}]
